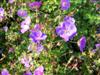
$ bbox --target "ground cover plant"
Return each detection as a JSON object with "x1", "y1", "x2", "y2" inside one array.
[{"x1": 0, "y1": 0, "x2": 100, "y2": 75}]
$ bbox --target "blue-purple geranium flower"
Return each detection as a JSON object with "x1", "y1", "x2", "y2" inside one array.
[
  {"x1": 95, "y1": 43, "x2": 100, "y2": 48},
  {"x1": 8, "y1": 0, "x2": 15, "y2": 4},
  {"x1": 56, "y1": 16, "x2": 77, "y2": 42},
  {"x1": 90, "y1": 0, "x2": 99, "y2": 3},
  {"x1": 17, "y1": 9, "x2": 28, "y2": 18},
  {"x1": 64, "y1": 16, "x2": 75, "y2": 24},
  {"x1": 29, "y1": 24, "x2": 47, "y2": 43},
  {"x1": 23, "y1": 71, "x2": 32, "y2": 75},
  {"x1": 0, "y1": 8, "x2": 4, "y2": 16},
  {"x1": 61, "y1": 0, "x2": 70, "y2": 10},
  {"x1": 1, "y1": 69, "x2": 10, "y2": 75},
  {"x1": 36, "y1": 44, "x2": 44, "y2": 54},
  {"x1": 3, "y1": 26, "x2": 8, "y2": 32},
  {"x1": 91, "y1": 43, "x2": 100, "y2": 53},
  {"x1": 20, "y1": 16, "x2": 31, "y2": 33},
  {"x1": 28, "y1": 43, "x2": 44, "y2": 54},
  {"x1": 34, "y1": 66, "x2": 44, "y2": 75},
  {"x1": 92, "y1": 49, "x2": 96, "y2": 53},
  {"x1": 29, "y1": 1, "x2": 42, "y2": 10},
  {"x1": 77, "y1": 36, "x2": 86, "y2": 52},
  {"x1": 0, "y1": 7, "x2": 4, "y2": 21},
  {"x1": 21, "y1": 56, "x2": 32, "y2": 68}
]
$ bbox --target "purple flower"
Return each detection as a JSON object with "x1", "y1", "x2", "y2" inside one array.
[
  {"x1": 36, "y1": 44, "x2": 44, "y2": 54},
  {"x1": 3, "y1": 26, "x2": 8, "y2": 32},
  {"x1": 0, "y1": 8, "x2": 4, "y2": 16},
  {"x1": 8, "y1": 47, "x2": 14, "y2": 53},
  {"x1": 92, "y1": 49, "x2": 96, "y2": 53},
  {"x1": 29, "y1": 24, "x2": 47, "y2": 43},
  {"x1": 64, "y1": 16, "x2": 75, "y2": 24},
  {"x1": 34, "y1": 24, "x2": 41, "y2": 30},
  {"x1": 77, "y1": 36, "x2": 86, "y2": 52},
  {"x1": 0, "y1": 8, "x2": 4, "y2": 21},
  {"x1": 17, "y1": 9, "x2": 28, "y2": 18},
  {"x1": 29, "y1": 1, "x2": 42, "y2": 10},
  {"x1": 61, "y1": 0, "x2": 70, "y2": 10},
  {"x1": 95, "y1": 43, "x2": 100, "y2": 48},
  {"x1": 21, "y1": 56, "x2": 31, "y2": 68},
  {"x1": 34, "y1": 66, "x2": 44, "y2": 75},
  {"x1": 90, "y1": 0, "x2": 98, "y2": 3},
  {"x1": 23, "y1": 71, "x2": 32, "y2": 75},
  {"x1": 56, "y1": 16, "x2": 77, "y2": 42},
  {"x1": 20, "y1": 16, "x2": 31, "y2": 33},
  {"x1": 1, "y1": 69, "x2": 10, "y2": 75},
  {"x1": 8, "y1": 0, "x2": 15, "y2": 4}
]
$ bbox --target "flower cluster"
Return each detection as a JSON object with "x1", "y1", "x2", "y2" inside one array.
[
  {"x1": 29, "y1": 24, "x2": 47, "y2": 54},
  {"x1": 0, "y1": 0, "x2": 97, "y2": 74},
  {"x1": 1, "y1": 66, "x2": 44, "y2": 75},
  {"x1": 17, "y1": 9, "x2": 31, "y2": 33},
  {"x1": 15, "y1": 1, "x2": 46, "y2": 74},
  {"x1": 23, "y1": 66, "x2": 44, "y2": 75}
]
